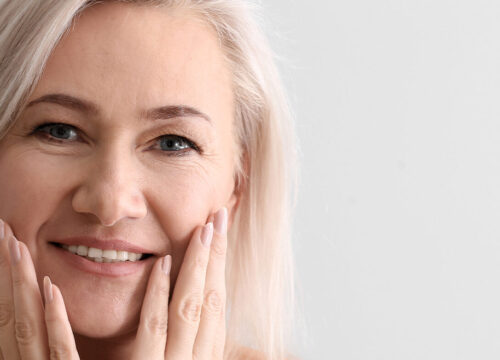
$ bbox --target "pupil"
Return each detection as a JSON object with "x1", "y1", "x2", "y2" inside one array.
[{"x1": 53, "y1": 126, "x2": 69, "y2": 139}]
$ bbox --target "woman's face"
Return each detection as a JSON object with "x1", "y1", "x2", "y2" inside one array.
[{"x1": 0, "y1": 3, "x2": 238, "y2": 338}]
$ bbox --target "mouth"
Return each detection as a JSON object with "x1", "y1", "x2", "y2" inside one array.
[
  {"x1": 50, "y1": 242, "x2": 154, "y2": 263},
  {"x1": 48, "y1": 242, "x2": 155, "y2": 278}
]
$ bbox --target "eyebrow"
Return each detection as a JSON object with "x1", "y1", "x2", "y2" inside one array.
[{"x1": 26, "y1": 93, "x2": 212, "y2": 124}]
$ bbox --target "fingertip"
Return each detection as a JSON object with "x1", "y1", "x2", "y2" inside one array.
[
  {"x1": 162, "y1": 254, "x2": 172, "y2": 275},
  {"x1": 8, "y1": 234, "x2": 20, "y2": 264},
  {"x1": 201, "y1": 222, "x2": 214, "y2": 247},
  {"x1": 207, "y1": 213, "x2": 215, "y2": 224},
  {"x1": 43, "y1": 275, "x2": 53, "y2": 304},
  {"x1": 51, "y1": 283, "x2": 62, "y2": 303},
  {"x1": 214, "y1": 207, "x2": 228, "y2": 235}
]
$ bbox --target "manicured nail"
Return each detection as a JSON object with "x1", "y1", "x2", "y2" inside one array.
[
  {"x1": 214, "y1": 207, "x2": 228, "y2": 235},
  {"x1": 44, "y1": 276, "x2": 53, "y2": 304},
  {"x1": 0, "y1": 219, "x2": 4, "y2": 240},
  {"x1": 8, "y1": 235, "x2": 20, "y2": 264},
  {"x1": 201, "y1": 222, "x2": 213, "y2": 247},
  {"x1": 162, "y1": 255, "x2": 171, "y2": 275}
]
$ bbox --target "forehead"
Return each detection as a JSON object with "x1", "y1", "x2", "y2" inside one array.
[{"x1": 31, "y1": 2, "x2": 233, "y2": 121}]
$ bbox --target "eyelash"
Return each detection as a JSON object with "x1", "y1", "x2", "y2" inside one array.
[{"x1": 29, "y1": 122, "x2": 202, "y2": 156}]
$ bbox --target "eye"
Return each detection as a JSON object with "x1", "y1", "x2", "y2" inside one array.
[
  {"x1": 31, "y1": 122, "x2": 201, "y2": 155},
  {"x1": 155, "y1": 134, "x2": 199, "y2": 153},
  {"x1": 34, "y1": 123, "x2": 79, "y2": 142}
]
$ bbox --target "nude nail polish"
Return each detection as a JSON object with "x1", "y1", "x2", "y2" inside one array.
[
  {"x1": 0, "y1": 219, "x2": 4, "y2": 240},
  {"x1": 8, "y1": 235, "x2": 20, "y2": 264},
  {"x1": 201, "y1": 223, "x2": 213, "y2": 247},
  {"x1": 214, "y1": 207, "x2": 228, "y2": 235},
  {"x1": 162, "y1": 255, "x2": 171, "y2": 275},
  {"x1": 44, "y1": 276, "x2": 53, "y2": 304}
]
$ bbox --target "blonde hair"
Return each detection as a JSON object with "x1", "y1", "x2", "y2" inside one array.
[{"x1": 0, "y1": 0, "x2": 299, "y2": 358}]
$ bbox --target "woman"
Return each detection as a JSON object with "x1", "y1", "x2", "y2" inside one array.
[{"x1": 0, "y1": 0, "x2": 297, "y2": 359}]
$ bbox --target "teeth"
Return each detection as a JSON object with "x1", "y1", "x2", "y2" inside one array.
[
  {"x1": 102, "y1": 249, "x2": 117, "y2": 260},
  {"x1": 77, "y1": 245, "x2": 88, "y2": 256},
  {"x1": 88, "y1": 248, "x2": 102, "y2": 258},
  {"x1": 62, "y1": 244, "x2": 144, "y2": 263},
  {"x1": 117, "y1": 251, "x2": 128, "y2": 261}
]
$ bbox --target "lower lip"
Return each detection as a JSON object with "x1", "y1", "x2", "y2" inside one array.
[{"x1": 51, "y1": 244, "x2": 154, "y2": 277}]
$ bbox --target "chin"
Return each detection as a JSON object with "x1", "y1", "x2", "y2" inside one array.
[
  {"x1": 41, "y1": 270, "x2": 147, "y2": 339},
  {"x1": 34, "y1": 247, "x2": 153, "y2": 339},
  {"x1": 66, "y1": 293, "x2": 142, "y2": 339}
]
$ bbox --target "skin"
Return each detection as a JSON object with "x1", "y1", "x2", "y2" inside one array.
[{"x1": 0, "y1": 2, "x2": 242, "y2": 359}]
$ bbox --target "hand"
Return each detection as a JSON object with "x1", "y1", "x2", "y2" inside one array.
[
  {"x1": 132, "y1": 207, "x2": 228, "y2": 359},
  {"x1": 0, "y1": 207, "x2": 228, "y2": 360},
  {"x1": 0, "y1": 220, "x2": 78, "y2": 360}
]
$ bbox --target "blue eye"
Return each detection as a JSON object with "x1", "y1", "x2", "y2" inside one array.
[
  {"x1": 31, "y1": 122, "x2": 201, "y2": 155},
  {"x1": 36, "y1": 123, "x2": 79, "y2": 141},
  {"x1": 157, "y1": 135, "x2": 196, "y2": 152}
]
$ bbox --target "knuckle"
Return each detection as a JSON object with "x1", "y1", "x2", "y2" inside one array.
[
  {"x1": 145, "y1": 315, "x2": 168, "y2": 335},
  {"x1": 49, "y1": 344, "x2": 72, "y2": 360},
  {"x1": 211, "y1": 238, "x2": 227, "y2": 258},
  {"x1": 0, "y1": 301, "x2": 13, "y2": 327},
  {"x1": 15, "y1": 320, "x2": 36, "y2": 345},
  {"x1": 177, "y1": 293, "x2": 202, "y2": 323},
  {"x1": 155, "y1": 282, "x2": 170, "y2": 298},
  {"x1": 11, "y1": 274, "x2": 23, "y2": 287},
  {"x1": 192, "y1": 255, "x2": 206, "y2": 272},
  {"x1": 203, "y1": 290, "x2": 223, "y2": 315},
  {"x1": 11, "y1": 268, "x2": 26, "y2": 288}
]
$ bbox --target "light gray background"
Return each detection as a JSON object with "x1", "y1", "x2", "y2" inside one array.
[{"x1": 262, "y1": 1, "x2": 500, "y2": 359}]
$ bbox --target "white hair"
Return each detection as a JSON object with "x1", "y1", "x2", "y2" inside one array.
[{"x1": 0, "y1": 0, "x2": 300, "y2": 358}]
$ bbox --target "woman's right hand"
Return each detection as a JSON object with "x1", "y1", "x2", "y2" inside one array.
[{"x1": 0, "y1": 219, "x2": 79, "y2": 360}]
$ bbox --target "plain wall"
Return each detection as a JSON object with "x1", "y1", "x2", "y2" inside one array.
[{"x1": 262, "y1": 1, "x2": 500, "y2": 359}]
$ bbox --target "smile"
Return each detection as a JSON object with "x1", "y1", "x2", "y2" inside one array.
[{"x1": 52, "y1": 243, "x2": 152, "y2": 263}]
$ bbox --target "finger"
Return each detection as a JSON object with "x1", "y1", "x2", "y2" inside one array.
[
  {"x1": 0, "y1": 220, "x2": 21, "y2": 360},
  {"x1": 165, "y1": 223, "x2": 213, "y2": 359},
  {"x1": 9, "y1": 235, "x2": 49, "y2": 359},
  {"x1": 212, "y1": 311, "x2": 227, "y2": 359},
  {"x1": 193, "y1": 208, "x2": 228, "y2": 359},
  {"x1": 131, "y1": 255, "x2": 171, "y2": 360},
  {"x1": 44, "y1": 277, "x2": 80, "y2": 360}
]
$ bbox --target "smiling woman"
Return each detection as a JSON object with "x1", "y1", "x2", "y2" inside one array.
[{"x1": 0, "y1": 0, "x2": 297, "y2": 360}]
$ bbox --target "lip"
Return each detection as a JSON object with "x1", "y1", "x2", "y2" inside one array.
[
  {"x1": 51, "y1": 236, "x2": 154, "y2": 254},
  {"x1": 50, "y1": 243, "x2": 155, "y2": 277}
]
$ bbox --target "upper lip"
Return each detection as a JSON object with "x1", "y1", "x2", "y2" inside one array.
[{"x1": 52, "y1": 237, "x2": 154, "y2": 254}]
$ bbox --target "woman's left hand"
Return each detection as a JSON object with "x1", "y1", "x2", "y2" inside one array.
[{"x1": 131, "y1": 207, "x2": 228, "y2": 359}]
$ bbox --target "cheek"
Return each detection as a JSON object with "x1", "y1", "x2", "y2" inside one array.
[
  {"x1": 145, "y1": 160, "x2": 225, "y2": 242},
  {"x1": 0, "y1": 147, "x2": 71, "y2": 257}
]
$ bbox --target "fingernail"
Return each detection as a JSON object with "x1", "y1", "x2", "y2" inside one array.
[
  {"x1": 214, "y1": 207, "x2": 228, "y2": 235},
  {"x1": 201, "y1": 222, "x2": 213, "y2": 247},
  {"x1": 162, "y1": 255, "x2": 171, "y2": 275},
  {"x1": 8, "y1": 235, "x2": 20, "y2": 264},
  {"x1": 0, "y1": 219, "x2": 4, "y2": 240},
  {"x1": 44, "y1": 276, "x2": 53, "y2": 304}
]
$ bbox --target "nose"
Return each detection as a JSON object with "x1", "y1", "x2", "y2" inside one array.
[{"x1": 71, "y1": 147, "x2": 148, "y2": 227}]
